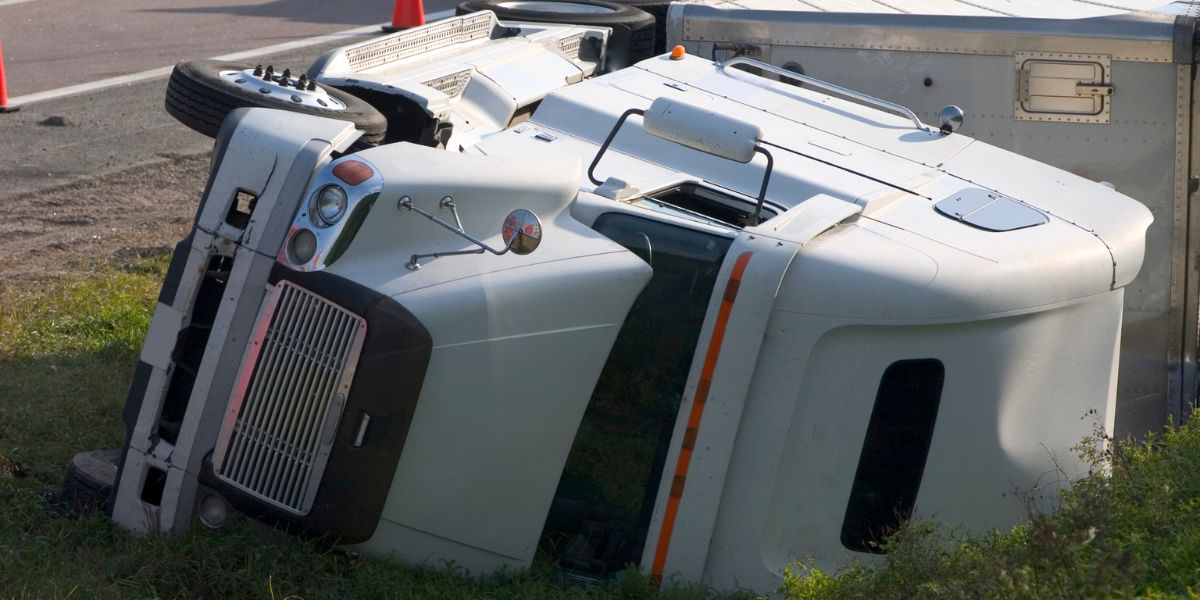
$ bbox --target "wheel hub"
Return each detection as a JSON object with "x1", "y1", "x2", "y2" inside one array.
[{"x1": 219, "y1": 68, "x2": 347, "y2": 111}]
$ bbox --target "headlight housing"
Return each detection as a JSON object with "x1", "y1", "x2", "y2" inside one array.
[
  {"x1": 287, "y1": 229, "x2": 318, "y2": 265},
  {"x1": 310, "y1": 184, "x2": 348, "y2": 227}
]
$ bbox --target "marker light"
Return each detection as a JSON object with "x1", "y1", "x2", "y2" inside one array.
[
  {"x1": 332, "y1": 160, "x2": 374, "y2": 186},
  {"x1": 670, "y1": 45, "x2": 686, "y2": 60}
]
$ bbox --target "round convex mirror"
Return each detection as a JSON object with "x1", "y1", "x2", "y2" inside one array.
[
  {"x1": 939, "y1": 105, "x2": 964, "y2": 134},
  {"x1": 502, "y1": 209, "x2": 542, "y2": 255}
]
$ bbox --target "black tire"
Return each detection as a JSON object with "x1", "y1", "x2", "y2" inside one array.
[
  {"x1": 61, "y1": 450, "x2": 121, "y2": 513},
  {"x1": 456, "y1": 0, "x2": 656, "y2": 64},
  {"x1": 165, "y1": 60, "x2": 387, "y2": 145},
  {"x1": 605, "y1": 1, "x2": 668, "y2": 55}
]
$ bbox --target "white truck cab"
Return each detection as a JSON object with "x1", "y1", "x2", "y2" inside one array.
[{"x1": 98, "y1": 15, "x2": 1150, "y2": 593}]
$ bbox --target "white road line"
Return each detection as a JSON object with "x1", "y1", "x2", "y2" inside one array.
[
  {"x1": 5, "y1": 9, "x2": 457, "y2": 108},
  {"x1": 0, "y1": 0, "x2": 39, "y2": 7}
]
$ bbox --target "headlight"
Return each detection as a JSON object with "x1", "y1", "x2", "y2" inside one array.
[
  {"x1": 288, "y1": 229, "x2": 318, "y2": 265},
  {"x1": 311, "y1": 184, "x2": 348, "y2": 227}
]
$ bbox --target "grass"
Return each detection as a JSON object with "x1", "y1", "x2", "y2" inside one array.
[
  {"x1": 0, "y1": 256, "x2": 750, "y2": 600},
  {"x1": 777, "y1": 421, "x2": 1200, "y2": 600},
  {"x1": 5, "y1": 255, "x2": 1200, "y2": 599}
]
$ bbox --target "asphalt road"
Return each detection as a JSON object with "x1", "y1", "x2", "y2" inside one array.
[
  {"x1": 0, "y1": 33, "x2": 381, "y2": 203},
  {"x1": 0, "y1": 1, "x2": 469, "y2": 285},
  {"x1": 0, "y1": 0, "x2": 459, "y2": 97},
  {"x1": 0, "y1": 30, "x2": 403, "y2": 286}
]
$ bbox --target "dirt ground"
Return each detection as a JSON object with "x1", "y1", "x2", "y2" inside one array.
[{"x1": 0, "y1": 153, "x2": 210, "y2": 288}]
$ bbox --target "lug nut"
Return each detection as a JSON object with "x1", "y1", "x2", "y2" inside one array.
[
  {"x1": 297, "y1": 74, "x2": 308, "y2": 88},
  {"x1": 253, "y1": 64, "x2": 263, "y2": 77},
  {"x1": 263, "y1": 65, "x2": 274, "y2": 80},
  {"x1": 308, "y1": 79, "x2": 317, "y2": 91}
]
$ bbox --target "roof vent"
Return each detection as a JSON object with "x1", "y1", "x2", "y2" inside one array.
[{"x1": 933, "y1": 188, "x2": 1048, "y2": 232}]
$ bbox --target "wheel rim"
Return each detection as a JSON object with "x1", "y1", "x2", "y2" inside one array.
[
  {"x1": 494, "y1": 1, "x2": 616, "y2": 13},
  {"x1": 219, "y1": 69, "x2": 347, "y2": 111}
]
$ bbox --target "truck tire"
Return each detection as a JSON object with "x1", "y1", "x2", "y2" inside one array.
[
  {"x1": 605, "y1": 0, "x2": 668, "y2": 54},
  {"x1": 60, "y1": 450, "x2": 121, "y2": 513},
  {"x1": 456, "y1": 0, "x2": 656, "y2": 64},
  {"x1": 165, "y1": 60, "x2": 387, "y2": 146}
]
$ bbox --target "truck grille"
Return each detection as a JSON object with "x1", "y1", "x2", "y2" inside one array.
[{"x1": 214, "y1": 281, "x2": 366, "y2": 514}]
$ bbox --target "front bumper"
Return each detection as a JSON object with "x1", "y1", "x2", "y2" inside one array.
[{"x1": 110, "y1": 109, "x2": 429, "y2": 541}]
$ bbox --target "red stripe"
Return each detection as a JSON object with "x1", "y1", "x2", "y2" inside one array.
[{"x1": 650, "y1": 252, "x2": 752, "y2": 584}]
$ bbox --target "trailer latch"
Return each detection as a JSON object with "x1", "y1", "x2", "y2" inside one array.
[{"x1": 1076, "y1": 83, "x2": 1114, "y2": 96}]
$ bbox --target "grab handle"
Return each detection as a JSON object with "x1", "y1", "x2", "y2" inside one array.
[{"x1": 719, "y1": 57, "x2": 928, "y2": 132}]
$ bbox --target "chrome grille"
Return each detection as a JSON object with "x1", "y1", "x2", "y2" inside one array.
[
  {"x1": 214, "y1": 281, "x2": 366, "y2": 514},
  {"x1": 346, "y1": 12, "x2": 494, "y2": 72}
]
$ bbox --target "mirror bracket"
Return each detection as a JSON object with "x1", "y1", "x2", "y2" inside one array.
[
  {"x1": 588, "y1": 107, "x2": 776, "y2": 226},
  {"x1": 398, "y1": 196, "x2": 541, "y2": 270}
]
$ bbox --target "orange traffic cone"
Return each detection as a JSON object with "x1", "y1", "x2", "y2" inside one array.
[
  {"x1": 0, "y1": 37, "x2": 17, "y2": 113},
  {"x1": 382, "y1": 0, "x2": 425, "y2": 33}
]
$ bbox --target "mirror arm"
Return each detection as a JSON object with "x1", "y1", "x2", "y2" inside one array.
[
  {"x1": 749, "y1": 145, "x2": 773, "y2": 227},
  {"x1": 588, "y1": 108, "x2": 646, "y2": 186},
  {"x1": 407, "y1": 237, "x2": 521, "y2": 271},
  {"x1": 399, "y1": 196, "x2": 522, "y2": 270}
]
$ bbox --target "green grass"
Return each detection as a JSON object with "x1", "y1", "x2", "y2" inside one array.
[
  {"x1": 6, "y1": 255, "x2": 1200, "y2": 599},
  {"x1": 0, "y1": 256, "x2": 749, "y2": 600},
  {"x1": 778, "y1": 422, "x2": 1200, "y2": 600}
]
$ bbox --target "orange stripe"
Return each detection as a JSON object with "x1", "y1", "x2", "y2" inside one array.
[{"x1": 650, "y1": 252, "x2": 752, "y2": 585}]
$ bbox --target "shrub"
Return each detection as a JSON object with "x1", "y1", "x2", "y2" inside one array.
[{"x1": 779, "y1": 422, "x2": 1200, "y2": 600}]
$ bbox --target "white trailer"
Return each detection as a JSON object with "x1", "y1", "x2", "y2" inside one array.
[{"x1": 665, "y1": 0, "x2": 1200, "y2": 438}]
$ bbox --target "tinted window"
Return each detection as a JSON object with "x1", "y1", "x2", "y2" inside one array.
[
  {"x1": 841, "y1": 358, "x2": 945, "y2": 553},
  {"x1": 538, "y1": 214, "x2": 733, "y2": 582}
]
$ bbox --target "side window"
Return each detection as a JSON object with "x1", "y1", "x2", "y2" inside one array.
[
  {"x1": 627, "y1": 182, "x2": 777, "y2": 229},
  {"x1": 538, "y1": 213, "x2": 733, "y2": 582},
  {"x1": 841, "y1": 359, "x2": 945, "y2": 553}
]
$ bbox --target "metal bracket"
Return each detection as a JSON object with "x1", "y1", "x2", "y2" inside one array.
[
  {"x1": 1076, "y1": 82, "x2": 1115, "y2": 96},
  {"x1": 587, "y1": 107, "x2": 776, "y2": 226},
  {"x1": 398, "y1": 196, "x2": 522, "y2": 270}
]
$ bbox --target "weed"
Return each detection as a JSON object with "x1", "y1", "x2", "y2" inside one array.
[{"x1": 778, "y1": 419, "x2": 1200, "y2": 600}]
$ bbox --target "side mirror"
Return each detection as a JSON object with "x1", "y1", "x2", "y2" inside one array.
[
  {"x1": 502, "y1": 209, "x2": 542, "y2": 255},
  {"x1": 939, "y1": 105, "x2": 964, "y2": 135},
  {"x1": 588, "y1": 98, "x2": 774, "y2": 226},
  {"x1": 642, "y1": 97, "x2": 762, "y2": 163},
  {"x1": 399, "y1": 196, "x2": 543, "y2": 270}
]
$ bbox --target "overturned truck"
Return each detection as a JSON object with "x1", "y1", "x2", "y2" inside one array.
[{"x1": 81, "y1": 11, "x2": 1152, "y2": 593}]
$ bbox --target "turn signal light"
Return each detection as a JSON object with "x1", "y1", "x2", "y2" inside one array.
[{"x1": 670, "y1": 45, "x2": 686, "y2": 60}]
